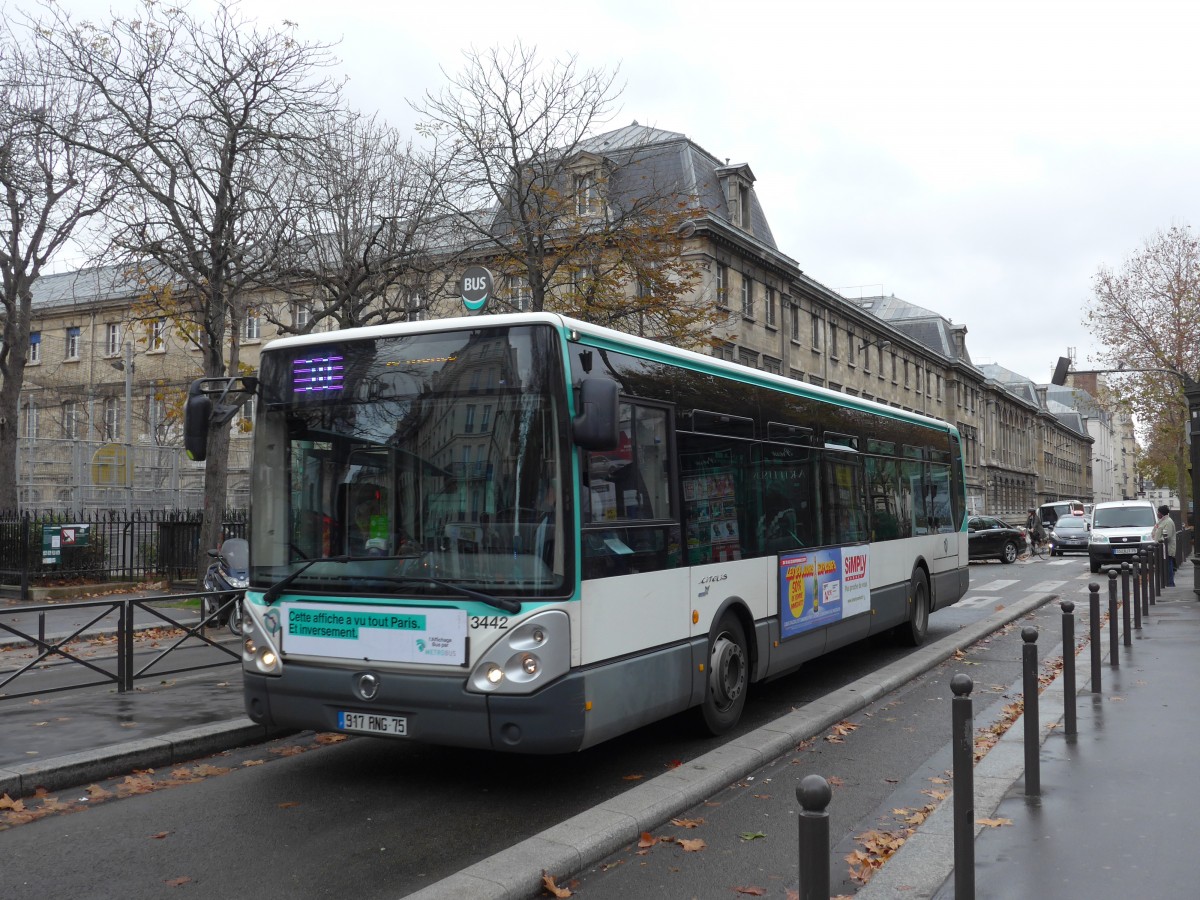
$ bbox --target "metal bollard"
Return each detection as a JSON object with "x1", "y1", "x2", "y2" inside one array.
[
  {"x1": 1160, "y1": 539, "x2": 1168, "y2": 590},
  {"x1": 1108, "y1": 569, "x2": 1119, "y2": 668},
  {"x1": 1121, "y1": 566, "x2": 1132, "y2": 647},
  {"x1": 1061, "y1": 600, "x2": 1076, "y2": 737},
  {"x1": 1124, "y1": 561, "x2": 1139, "y2": 630},
  {"x1": 1130, "y1": 556, "x2": 1141, "y2": 626},
  {"x1": 1022, "y1": 626, "x2": 1040, "y2": 796},
  {"x1": 1148, "y1": 544, "x2": 1159, "y2": 603},
  {"x1": 1141, "y1": 548, "x2": 1152, "y2": 613},
  {"x1": 1088, "y1": 582, "x2": 1101, "y2": 692},
  {"x1": 796, "y1": 774, "x2": 831, "y2": 900},
  {"x1": 951, "y1": 674, "x2": 975, "y2": 900}
]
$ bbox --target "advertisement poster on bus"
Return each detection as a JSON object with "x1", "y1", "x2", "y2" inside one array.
[{"x1": 778, "y1": 545, "x2": 870, "y2": 639}]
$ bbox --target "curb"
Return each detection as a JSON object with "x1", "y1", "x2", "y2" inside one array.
[
  {"x1": 0, "y1": 719, "x2": 276, "y2": 798},
  {"x1": 403, "y1": 593, "x2": 1057, "y2": 900}
]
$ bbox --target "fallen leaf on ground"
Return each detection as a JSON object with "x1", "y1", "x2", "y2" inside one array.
[
  {"x1": 165, "y1": 877, "x2": 191, "y2": 887},
  {"x1": 976, "y1": 817, "x2": 1012, "y2": 827},
  {"x1": 676, "y1": 837, "x2": 705, "y2": 852},
  {"x1": 541, "y1": 871, "x2": 571, "y2": 898},
  {"x1": 670, "y1": 817, "x2": 704, "y2": 828},
  {"x1": 734, "y1": 887, "x2": 766, "y2": 896},
  {"x1": 739, "y1": 831, "x2": 767, "y2": 841}
]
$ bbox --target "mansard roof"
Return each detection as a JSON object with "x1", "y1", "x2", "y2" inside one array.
[{"x1": 854, "y1": 294, "x2": 974, "y2": 366}]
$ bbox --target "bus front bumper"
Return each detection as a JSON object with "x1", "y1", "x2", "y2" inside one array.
[{"x1": 243, "y1": 666, "x2": 587, "y2": 754}]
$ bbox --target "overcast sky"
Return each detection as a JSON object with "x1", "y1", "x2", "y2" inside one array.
[{"x1": 57, "y1": 0, "x2": 1200, "y2": 383}]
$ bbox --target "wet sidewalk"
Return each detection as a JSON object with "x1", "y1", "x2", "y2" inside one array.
[
  {"x1": 857, "y1": 578, "x2": 1200, "y2": 899},
  {"x1": 1, "y1": 591, "x2": 272, "y2": 796}
]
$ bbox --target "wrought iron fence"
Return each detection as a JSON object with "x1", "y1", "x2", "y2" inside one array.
[{"x1": 0, "y1": 508, "x2": 247, "y2": 599}]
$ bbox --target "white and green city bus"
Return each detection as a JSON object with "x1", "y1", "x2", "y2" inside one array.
[{"x1": 185, "y1": 313, "x2": 969, "y2": 753}]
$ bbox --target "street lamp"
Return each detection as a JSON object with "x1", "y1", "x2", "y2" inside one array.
[{"x1": 1053, "y1": 355, "x2": 1200, "y2": 597}]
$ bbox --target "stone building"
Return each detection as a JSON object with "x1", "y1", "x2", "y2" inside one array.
[{"x1": 18, "y1": 122, "x2": 1097, "y2": 518}]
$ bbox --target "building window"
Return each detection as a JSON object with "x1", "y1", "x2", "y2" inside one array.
[
  {"x1": 28, "y1": 332, "x2": 40, "y2": 364},
  {"x1": 741, "y1": 275, "x2": 754, "y2": 319},
  {"x1": 878, "y1": 346, "x2": 886, "y2": 379},
  {"x1": 715, "y1": 264, "x2": 727, "y2": 307},
  {"x1": 863, "y1": 340, "x2": 871, "y2": 373},
  {"x1": 465, "y1": 404, "x2": 476, "y2": 433},
  {"x1": 237, "y1": 396, "x2": 255, "y2": 433},
  {"x1": 762, "y1": 356, "x2": 781, "y2": 375},
  {"x1": 146, "y1": 394, "x2": 167, "y2": 440},
  {"x1": 149, "y1": 318, "x2": 167, "y2": 352},
  {"x1": 241, "y1": 310, "x2": 261, "y2": 342},
  {"x1": 789, "y1": 301, "x2": 800, "y2": 342},
  {"x1": 506, "y1": 276, "x2": 531, "y2": 312},
  {"x1": 830, "y1": 324, "x2": 839, "y2": 359},
  {"x1": 891, "y1": 353, "x2": 898, "y2": 383},
  {"x1": 480, "y1": 404, "x2": 492, "y2": 433},
  {"x1": 103, "y1": 397, "x2": 120, "y2": 441},
  {"x1": 764, "y1": 286, "x2": 776, "y2": 327},
  {"x1": 739, "y1": 184, "x2": 751, "y2": 229},
  {"x1": 294, "y1": 302, "x2": 312, "y2": 330},
  {"x1": 811, "y1": 312, "x2": 822, "y2": 350},
  {"x1": 848, "y1": 331, "x2": 856, "y2": 366},
  {"x1": 105, "y1": 323, "x2": 121, "y2": 357},
  {"x1": 574, "y1": 173, "x2": 600, "y2": 217},
  {"x1": 904, "y1": 359, "x2": 910, "y2": 388},
  {"x1": 713, "y1": 341, "x2": 735, "y2": 362},
  {"x1": 23, "y1": 400, "x2": 37, "y2": 439},
  {"x1": 738, "y1": 348, "x2": 759, "y2": 369},
  {"x1": 62, "y1": 401, "x2": 77, "y2": 439}
]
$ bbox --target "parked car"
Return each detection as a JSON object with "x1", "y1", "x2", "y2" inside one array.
[
  {"x1": 1048, "y1": 515, "x2": 1090, "y2": 556},
  {"x1": 1088, "y1": 499, "x2": 1157, "y2": 573},
  {"x1": 967, "y1": 515, "x2": 1026, "y2": 564}
]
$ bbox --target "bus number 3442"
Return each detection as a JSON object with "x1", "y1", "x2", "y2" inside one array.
[{"x1": 470, "y1": 616, "x2": 509, "y2": 630}]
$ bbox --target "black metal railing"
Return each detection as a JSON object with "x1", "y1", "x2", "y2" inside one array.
[
  {"x1": 0, "y1": 508, "x2": 247, "y2": 599},
  {"x1": 0, "y1": 590, "x2": 242, "y2": 699}
]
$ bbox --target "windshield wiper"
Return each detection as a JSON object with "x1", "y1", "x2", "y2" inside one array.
[
  {"x1": 356, "y1": 575, "x2": 521, "y2": 614},
  {"x1": 262, "y1": 555, "x2": 352, "y2": 603},
  {"x1": 260, "y1": 555, "x2": 521, "y2": 613}
]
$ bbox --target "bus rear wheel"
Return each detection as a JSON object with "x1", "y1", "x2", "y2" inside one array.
[
  {"x1": 699, "y1": 613, "x2": 748, "y2": 735},
  {"x1": 896, "y1": 570, "x2": 930, "y2": 647}
]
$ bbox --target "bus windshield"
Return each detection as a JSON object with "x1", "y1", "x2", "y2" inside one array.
[{"x1": 248, "y1": 323, "x2": 571, "y2": 598}]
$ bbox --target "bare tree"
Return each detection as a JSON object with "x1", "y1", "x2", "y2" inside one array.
[
  {"x1": 414, "y1": 44, "x2": 717, "y2": 347},
  {"x1": 0, "y1": 17, "x2": 118, "y2": 510},
  {"x1": 264, "y1": 109, "x2": 456, "y2": 332},
  {"x1": 37, "y1": 0, "x2": 343, "y2": 566},
  {"x1": 1086, "y1": 223, "x2": 1200, "y2": 502}
]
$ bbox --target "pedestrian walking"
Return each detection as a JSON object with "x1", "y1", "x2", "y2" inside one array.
[
  {"x1": 1151, "y1": 505, "x2": 1177, "y2": 586},
  {"x1": 1025, "y1": 507, "x2": 1046, "y2": 559}
]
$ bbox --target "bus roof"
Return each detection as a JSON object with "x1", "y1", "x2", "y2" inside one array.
[{"x1": 262, "y1": 312, "x2": 960, "y2": 437}]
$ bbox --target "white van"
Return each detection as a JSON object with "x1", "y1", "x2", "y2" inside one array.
[{"x1": 1088, "y1": 499, "x2": 1157, "y2": 573}]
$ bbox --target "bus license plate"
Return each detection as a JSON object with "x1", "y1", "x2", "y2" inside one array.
[{"x1": 338, "y1": 711, "x2": 408, "y2": 736}]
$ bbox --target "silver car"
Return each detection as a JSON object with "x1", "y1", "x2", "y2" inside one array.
[{"x1": 1049, "y1": 515, "x2": 1090, "y2": 556}]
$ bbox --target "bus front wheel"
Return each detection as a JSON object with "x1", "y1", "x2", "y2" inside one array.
[
  {"x1": 700, "y1": 613, "x2": 749, "y2": 735},
  {"x1": 897, "y1": 570, "x2": 930, "y2": 647}
]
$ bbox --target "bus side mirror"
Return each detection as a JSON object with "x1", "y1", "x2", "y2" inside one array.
[
  {"x1": 184, "y1": 382, "x2": 213, "y2": 461},
  {"x1": 573, "y1": 378, "x2": 619, "y2": 450}
]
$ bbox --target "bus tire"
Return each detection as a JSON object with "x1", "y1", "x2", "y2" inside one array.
[
  {"x1": 897, "y1": 570, "x2": 930, "y2": 647},
  {"x1": 699, "y1": 613, "x2": 749, "y2": 735}
]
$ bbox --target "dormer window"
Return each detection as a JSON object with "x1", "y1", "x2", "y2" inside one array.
[
  {"x1": 715, "y1": 163, "x2": 757, "y2": 236},
  {"x1": 575, "y1": 173, "x2": 600, "y2": 217}
]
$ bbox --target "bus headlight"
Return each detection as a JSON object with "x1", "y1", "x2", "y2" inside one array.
[
  {"x1": 468, "y1": 610, "x2": 569, "y2": 694},
  {"x1": 241, "y1": 601, "x2": 283, "y2": 676}
]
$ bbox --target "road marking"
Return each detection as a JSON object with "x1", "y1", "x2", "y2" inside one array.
[
  {"x1": 952, "y1": 595, "x2": 1003, "y2": 609},
  {"x1": 1028, "y1": 581, "x2": 1067, "y2": 592},
  {"x1": 973, "y1": 579, "x2": 1018, "y2": 591}
]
